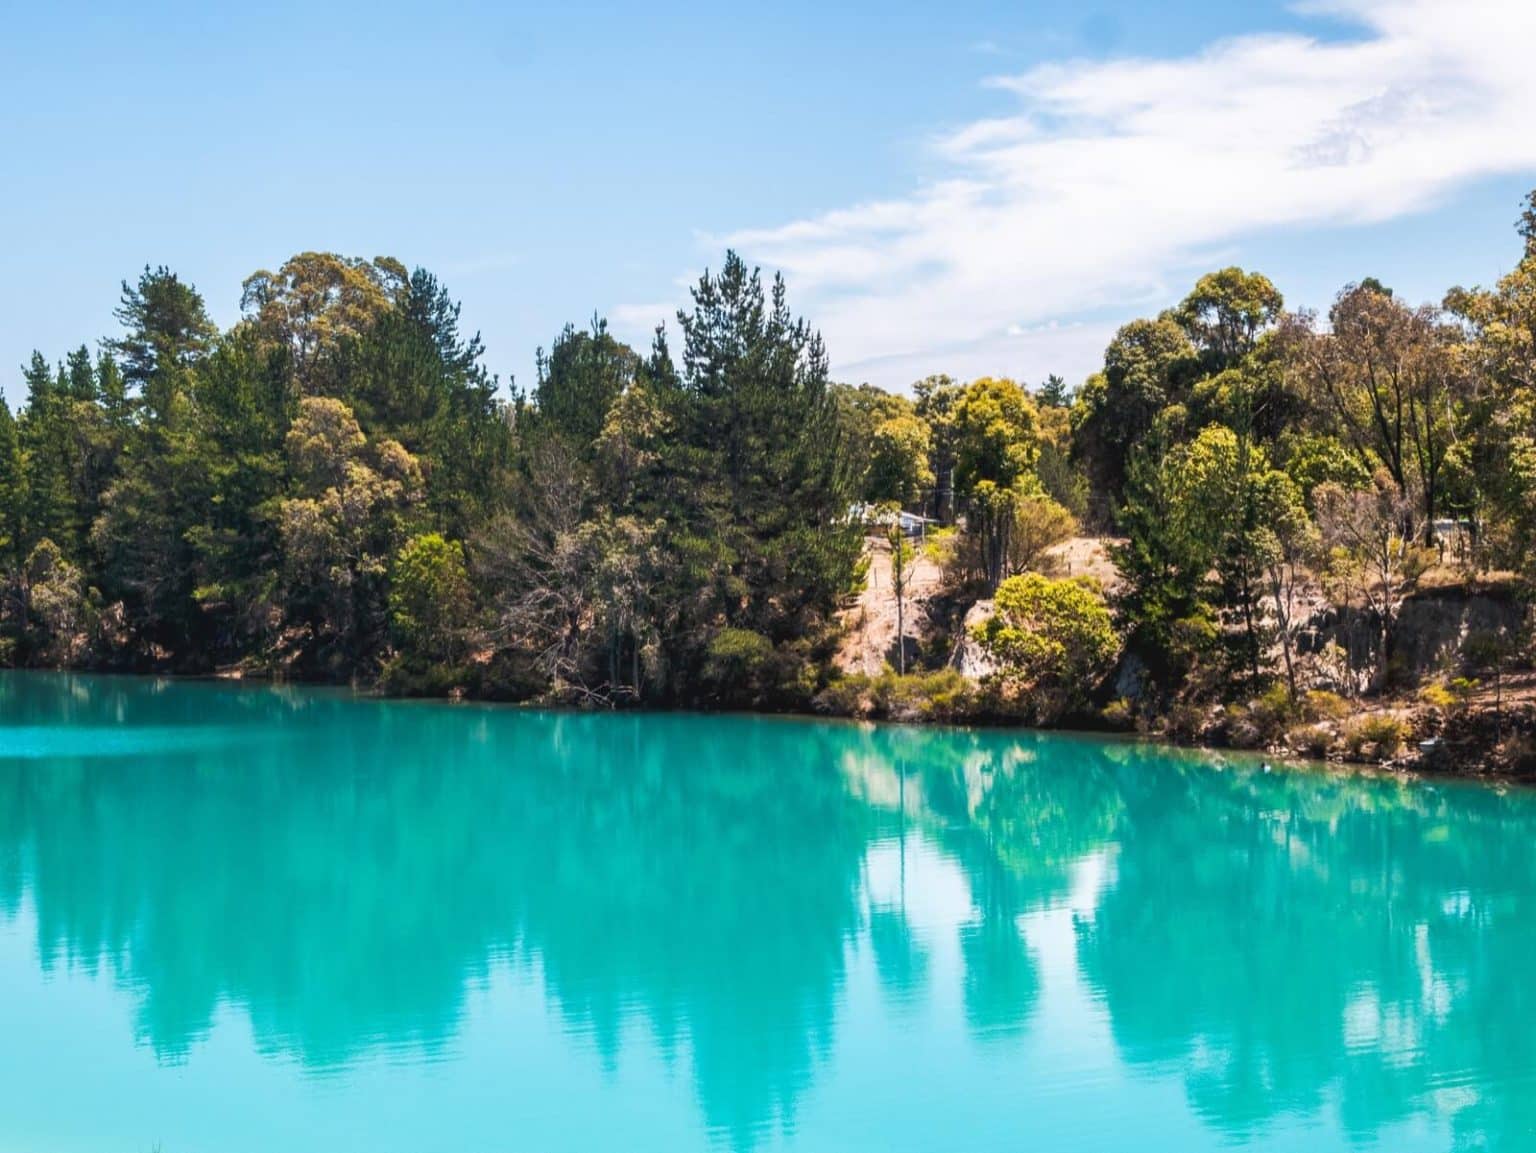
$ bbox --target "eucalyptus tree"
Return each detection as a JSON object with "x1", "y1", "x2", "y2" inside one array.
[
  {"x1": 950, "y1": 376, "x2": 1041, "y2": 589},
  {"x1": 240, "y1": 252, "x2": 405, "y2": 395},
  {"x1": 1288, "y1": 282, "x2": 1467, "y2": 538},
  {"x1": 1071, "y1": 315, "x2": 1198, "y2": 518}
]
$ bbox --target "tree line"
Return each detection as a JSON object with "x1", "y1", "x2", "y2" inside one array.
[
  {"x1": 0, "y1": 252, "x2": 859, "y2": 705},
  {"x1": 5, "y1": 194, "x2": 1536, "y2": 726}
]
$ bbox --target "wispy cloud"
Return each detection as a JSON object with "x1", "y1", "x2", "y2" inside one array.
[
  {"x1": 610, "y1": 300, "x2": 681, "y2": 336},
  {"x1": 622, "y1": 0, "x2": 1536, "y2": 388},
  {"x1": 440, "y1": 251, "x2": 522, "y2": 278}
]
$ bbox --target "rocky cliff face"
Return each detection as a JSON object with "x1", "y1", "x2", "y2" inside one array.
[
  {"x1": 1300, "y1": 586, "x2": 1528, "y2": 681},
  {"x1": 948, "y1": 599, "x2": 998, "y2": 680}
]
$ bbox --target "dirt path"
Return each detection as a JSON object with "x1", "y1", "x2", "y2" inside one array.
[
  {"x1": 835, "y1": 535, "x2": 945, "y2": 676},
  {"x1": 835, "y1": 534, "x2": 1125, "y2": 677},
  {"x1": 1049, "y1": 536, "x2": 1124, "y2": 593}
]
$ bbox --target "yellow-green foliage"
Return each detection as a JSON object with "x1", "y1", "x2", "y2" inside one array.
[
  {"x1": 922, "y1": 525, "x2": 959, "y2": 569},
  {"x1": 865, "y1": 414, "x2": 934, "y2": 506},
  {"x1": 704, "y1": 627, "x2": 774, "y2": 672},
  {"x1": 951, "y1": 377, "x2": 1040, "y2": 487},
  {"x1": 1418, "y1": 680, "x2": 1456, "y2": 711},
  {"x1": 1223, "y1": 685, "x2": 1298, "y2": 749},
  {"x1": 815, "y1": 668, "x2": 978, "y2": 723},
  {"x1": 389, "y1": 532, "x2": 471, "y2": 663},
  {"x1": 1290, "y1": 723, "x2": 1336, "y2": 758},
  {"x1": 872, "y1": 668, "x2": 977, "y2": 722},
  {"x1": 1009, "y1": 491, "x2": 1077, "y2": 573},
  {"x1": 1101, "y1": 697, "x2": 1135, "y2": 730},
  {"x1": 1343, "y1": 714, "x2": 1411, "y2": 760},
  {"x1": 1302, "y1": 690, "x2": 1352, "y2": 723},
  {"x1": 701, "y1": 628, "x2": 777, "y2": 703},
  {"x1": 975, "y1": 573, "x2": 1117, "y2": 718},
  {"x1": 1449, "y1": 676, "x2": 1479, "y2": 708},
  {"x1": 814, "y1": 674, "x2": 871, "y2": 717},
  {"x1": 1247, "y1": 683, "x2": 1297, "y2": 741},
  {"x1": 1216, "y1": 684, "x2": 1302, "y2": 749}
]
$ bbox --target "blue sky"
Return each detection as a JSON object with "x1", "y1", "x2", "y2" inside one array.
[{"x1": 3, "y1": 0, "x2": 1535, "y2": 402}]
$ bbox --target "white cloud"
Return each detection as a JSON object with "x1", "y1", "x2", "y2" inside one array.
[
  {"x1": 440, "y1": 251, "x2": 522, "y2": 278},
  {"x1": 610, "y1": 300, "x2": 680, "y2": 335},
  {"x1": 839, "y1": 318, "x2": 1121, "y2": 393},
  {"x1": 623, "y1": 0, "x2": 1536, "y2": 389}
]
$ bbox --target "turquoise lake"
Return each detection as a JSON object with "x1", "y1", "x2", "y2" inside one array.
[{"x1": 1, "y1": 672, "x2": 1534, "y2": 1152}]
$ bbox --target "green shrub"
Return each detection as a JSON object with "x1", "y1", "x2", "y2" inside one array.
[
  {"x1": 815, "y1": 673, "x2": 873, "y2": 717},
  {"x1": 1342, "y1": 714, "x2": 1410, "y2": 760},
  {"x1": 704, "y1": 627, "x2": 774, "y2": 671},
  {"x1": 814, "y1": 669, "x2": 981, "y2": 722},
  {"x1": 1290, "y1": 723, "x2": 1336, "y2": 758},
  {"x1": 975, "y1": 572, "x2": 1118, "y2": 722},
  {"x1": 784, "y1": 654, "x2": 823, "y2": 704},
  {"x1": 871, "y1": 668, "x2": 977, "y2": 722},
  {"x1": 1302, "y1": 690, "x2": 1352, "y2": 723},
  {"x1": 701, "y1": 628, "x2": 776, "y2": 705},
  {"x1": 1248, "y1": 683, "x2": 1297, "y2": 741},
  {"x1": 1217, "y1": 684, "x2": 1297, "y2": 750},
  {"x1": 380, "y1": 655, "x2": 471, "y2": 698},
  {"x1": 1101, "y1": 697, "x2": 1135, "y2": 730},
  {"x1": 922, "y1": 526, "x2": 959, "y2": 567},
  {"x1": 389, "y1": 533, "x2": 472, "y2": 663},
  {"x1": 1418, "y1": 680, "x2": 1456, "y2": 711},
  {"x1": 1164, "y1": 702, "x2": 1208, "y2": 744},
  {"x1": 913, "y1": 669, "x2": 978, "y2": 721}
]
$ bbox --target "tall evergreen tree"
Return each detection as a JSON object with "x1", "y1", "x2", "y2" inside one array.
[
  {"x1": 93, "y1": 271, "x2": 217, "y2": 659},
  {"x1": 107, "y1": 265, "x2": 216, "y2": 420},
  {"x1": 18, "y1": 351, "x2": 75, "y2": 555},
  {"x1": 338, "y1": 267, "x2": 510, "y2": 537},
  {"x1": 534, "y1": 317, "x2": 637, "y2": 454},
  {"x1": 672, "y1": 251, "x2": 860, "y2": 636},
  {"x1": 63, "y1": 345, "x2": 96, "y2": 400},
  {"x1": 0, "y1": 397, "x2": 22, "y2": 570}
]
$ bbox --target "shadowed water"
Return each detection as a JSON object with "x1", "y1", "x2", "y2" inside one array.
[{"x1": 1, "y1": 672, "x2": 1534, "y2": 1151}]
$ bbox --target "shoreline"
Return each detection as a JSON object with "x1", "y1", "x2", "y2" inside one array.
[{"x1": 7, "y1": 665, "x2": 1532, "y2": 787}]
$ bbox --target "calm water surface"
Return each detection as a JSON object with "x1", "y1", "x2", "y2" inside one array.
[{"x1": 1, "y1": 672, "x2": 1534, "y2": 1152}]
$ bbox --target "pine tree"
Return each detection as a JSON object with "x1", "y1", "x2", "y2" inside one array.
[
  {"x1": 0, "y1": 397, "x2": 23, "y2": 569},
  {"x1": 1038, "y1": 374, "x2": 1070, "y2": 408},
  {"x1": 107, "y1": 265, "x2": 215, "y2": 421},
  {"x1": 337, "y1": 267, "x2": 510, "y2": 537},
  {"x1": 18, "y1": 352, "x2": 75, "y2": 556},
  {"x1": 534, "y1": 317, "x2": 637, "y2": 454},
  {"x1": 64, "y1": 345, "x2": 96, "y2": 401},
  {"x1": 96, "y1": 351, "x2": 128, "y2": 428},
  {"x1": 673, "y1": 252, "x2": 860, "y2": 639}
]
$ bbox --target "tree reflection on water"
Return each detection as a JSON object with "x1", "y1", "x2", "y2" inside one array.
[{"x1": 1, "y1": 672, "x2": 1534, "y2": 1149}]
